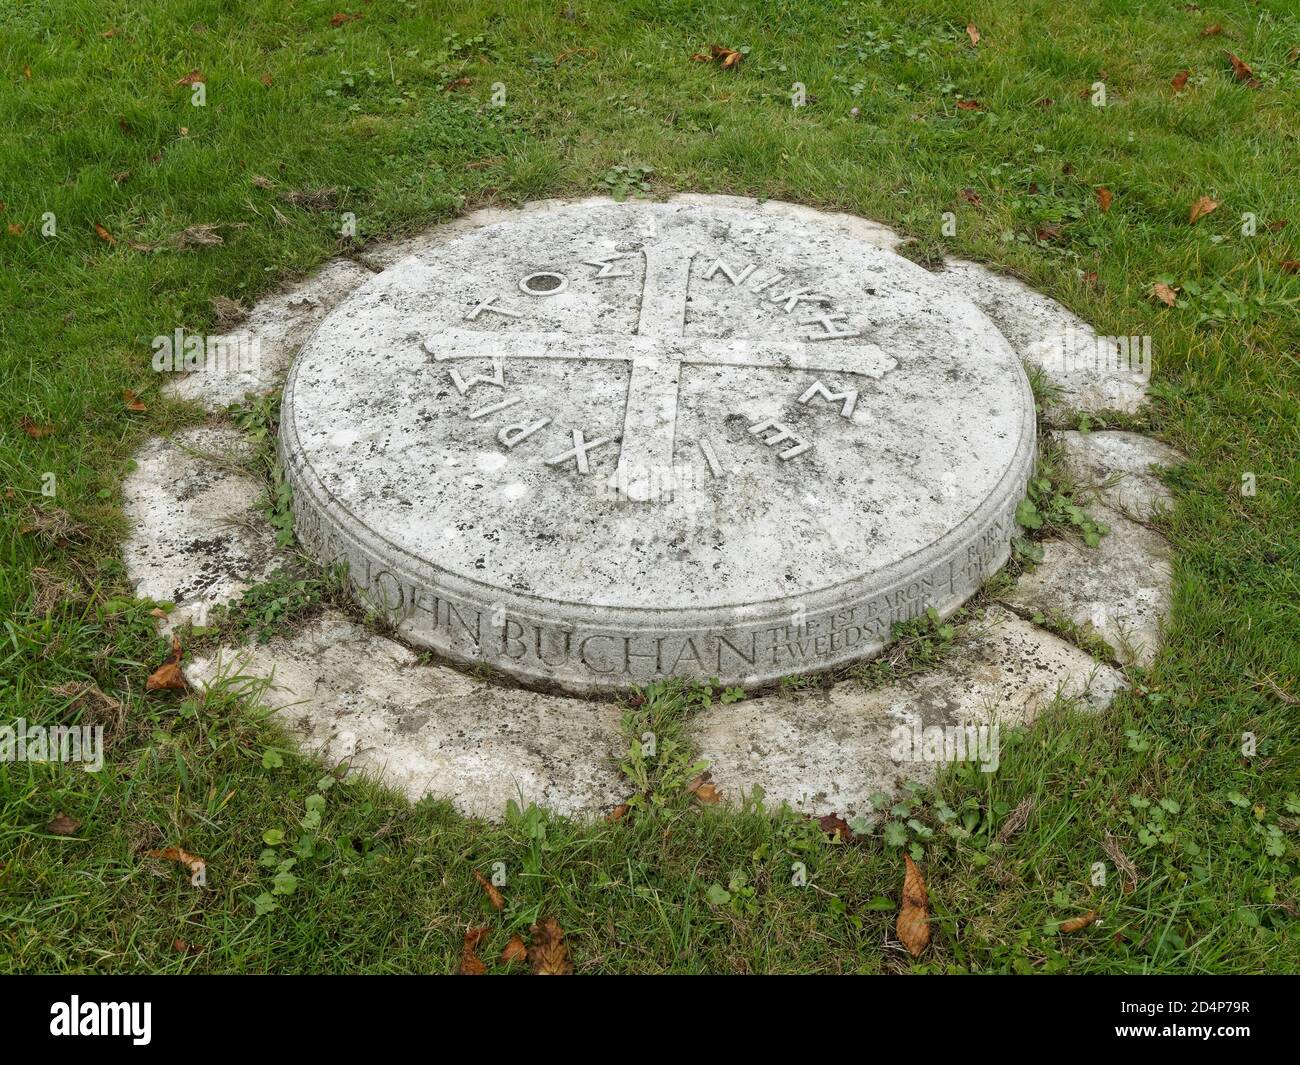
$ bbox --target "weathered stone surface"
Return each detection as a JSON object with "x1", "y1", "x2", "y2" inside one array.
[
  {"x1": 691, "y1": 606, "x2": 1126, "y2": 818},
  {"x1": 122, "y1": 427, "x2": 281, "y2": 630},
  {"x1": 940, "y1": 261, "x2": 1149, "y2": 421},
  {"x1": 163, "y1": 260, "x2": 374, "y2": 410},
  {"x1": 186, "y1": 611, "x2": 626, "y2": 819},
  {"x1": 281, "y1": 196, "x2": 1036, "y2": 693},
  {"x1": 1000, "y1": 513, "x2": 1173, "y2": 667},
  {"x1": 1056, "y1": 430, "x2": 1183, "y2": 520}
]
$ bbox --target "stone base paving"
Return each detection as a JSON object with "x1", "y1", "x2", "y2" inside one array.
[{"x1": 187, "y1": 612, "x2": 626, "y2": 820}]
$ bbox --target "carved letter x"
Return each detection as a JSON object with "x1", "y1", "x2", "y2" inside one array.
[{"x1": 421, "y1": 246, "x2": 897, "y2": 501}]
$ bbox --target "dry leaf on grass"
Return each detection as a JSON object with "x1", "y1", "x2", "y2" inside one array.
[
  {"x1": 459, "y1": 926, "x2": 489, "y2": 975},
  {"x1": 1059, "y1": 910, "x2": 1099, "y2": 933},
  {"x1": 966, "y1": 23, "x2": 980, "y2": 46},
  {"x1": 175, "y1": 70, "x2": 204, "y2": 86},
  {"x1": 960, "y1": 187, "x2": 981, "y2": 205},
  {"x1": 123, "y1": 390, "x2": 147, "y2": 412},
  {"x1": 1224, "y1": 52, "x2": 1260, "y2": 87},
  {"x1": 1280, "y1": 260, "x2": 1300, "y2": 274},
  {"x1": 1189, "y1": 195, "x2": 1218, "y2": 223},
  {"x1": 817, "y1": 813, "x2": 853, "y2": 841},
  {"x1": 473, "y1": 869, "x2": 505, "y2": 911},
  {"x1": 529, "y1": 917, "x2": 573, "y2": 974},
  {"x1": 330, "y1": 13, "x2": 361, "y2": 28},
  {"x1": 20, "y1": 415, "x2": 55, "y2": 439},
  {"x1": 46, "y1": 813, "x2": 82, "y2": 836},
  {"x1": 1152, "y1": 281, "x2": 1179, "y2": 306},
  {"x1": 1095, "y1": 186, "x2": 1113, "y2": 213},
  {"x1": 607, "y1": 802, "x2": 630, "y2": 822},
  {"x1": 1201, "y1": 24, "x2": 1222, "y2": 37},
  {"x1": 687, "y1": 770, "x2": 721, "y2": 804},
  {"x1": 501, "y1": 935, "x2": 528, "y2": 964},
  {"x1": 145, "y1": 845, "x2": 207, "y2": 886},
  {"x1": 1171, "y1": 69, "x2": 1190, "y2": 91},
  {"x1": 146, "y1": 635, "x2": 187, "y2": 692},
  {"x1": 955, "y1": 99, "x2": 984, "y2": 111},
  {"x1": 896, "y1": 855, "x2": 930, "y2": 956},
  {"x1": 93, "y1": 223, "x2": 117, "y2": 245},
  {"x1": 692, "y1": 44, "x2": 743, "y2": 70}
]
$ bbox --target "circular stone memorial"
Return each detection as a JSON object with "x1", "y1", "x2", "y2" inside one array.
[{"x1": 280, "y1": 198, "x2": 1036, "y2": 693}]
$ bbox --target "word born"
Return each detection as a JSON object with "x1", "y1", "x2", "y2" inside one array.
[{"x1": 421, "y1": 246, "x2": 900, "y2": 502}]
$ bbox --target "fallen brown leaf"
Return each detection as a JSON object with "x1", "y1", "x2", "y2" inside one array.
[
  {"x1": 102, "y1": 28, "x2": 119, "y2": 38},
  {"x1": 473, "y1": 869, "x2": 505, "y2": 911},
  {"x1": 458, "y1": 926, "x2": 489, "y2": 974},
  {"x1": 959, "y1": 187, "x2": 981, "y2": 205},
  {"x1": 1152, "y1": 281, "x2": 1178, "y2": 306},
  {"x1": 1201, "y1": 24, "x2": 1222, "y2": 37},
  {"x1": 710, "y1": 44, "x2": 743, "y2": 70},
  {"x1": 529, "y1": 917, "x2": 573, "y2": 974},
  {"x1": 444, "y1": 76, "x2": 471, "y2": 91},
  {"x1": 500, "y1": 935, "x2": 528, "y2": 964},
  {"x1": 1189, "y1": 195, "x2": 1218, "y2": 223},
  {"x1": 145, "y1": 845, "x2": 207, "y2": 885},
  {"x1": 1059, "y1": 910, "x2": 1099, "y2": 933},
  {"x1": 20, "y1": 415, "x2": 55, "y2": 439},
  {"x1": 260, "y1": 73, "x2": 273, "y2": 87},
  {"x1": 955, "y1": 98, "x2": 983, "y2": 111},
  {"x1": 1280, "y1": 260, "x2": 1300, "y2": 274},
  {"x1": 330, "y1": 12, "x2": 361, "y2": 28},
  {"x1": 6, "y1": 223, "x2": 21, "y2": 236},
  {"x1": 1171, "y1": 69, "x2": 1190, "y2": 91},
  {"x1": 1034, "y1": 222, "x2": 1063, "y2": 242},
  {"x1": 817, "y1": 812, "x2": 853, "y2": 841},
  {"x1": 966, "y1": 24, "x2": 980, "y2": 46},
  {"x1": 607, "y1": 802, "x2": 630, "y2": 822},
  {"x1": 1095, "y1": 186, "x2": 1113, "y2": 213},
  {"x1": 46, "y1": 813, "x2": 82, "y2": 836},
  {"x1": 123, "y1": 389, "x2": 147, "y2": 412},
  {"x1": 172, "y1": 938, "x2": 190, "y2": 953},
  {"x1": 1224, "y1": 51, "x2": 1259, "y2": 87},
  {"x1": 175, "y1": 70, "x2": 204, "y2": 87},
  {"x1": 687, "y1": 771, "x2": 721, "y2": 804},
  {"x1": 94, "y1": 223, "x2": 117, "y2": 245},
  {"x1": 146, "y1": 634, "x2": 187, "y2": 692},
  {"x1": 896, "y1": 855, "x2": 930, "y2": 956}
]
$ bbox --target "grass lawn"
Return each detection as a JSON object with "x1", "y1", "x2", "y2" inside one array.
[{"x1": 1, "y1": 0, "x2": 1297, "y2": 974}]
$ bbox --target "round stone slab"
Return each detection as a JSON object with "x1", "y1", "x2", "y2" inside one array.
[{"x1": 281, "y1": 197, "x2": 1035, "y2": 693}]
